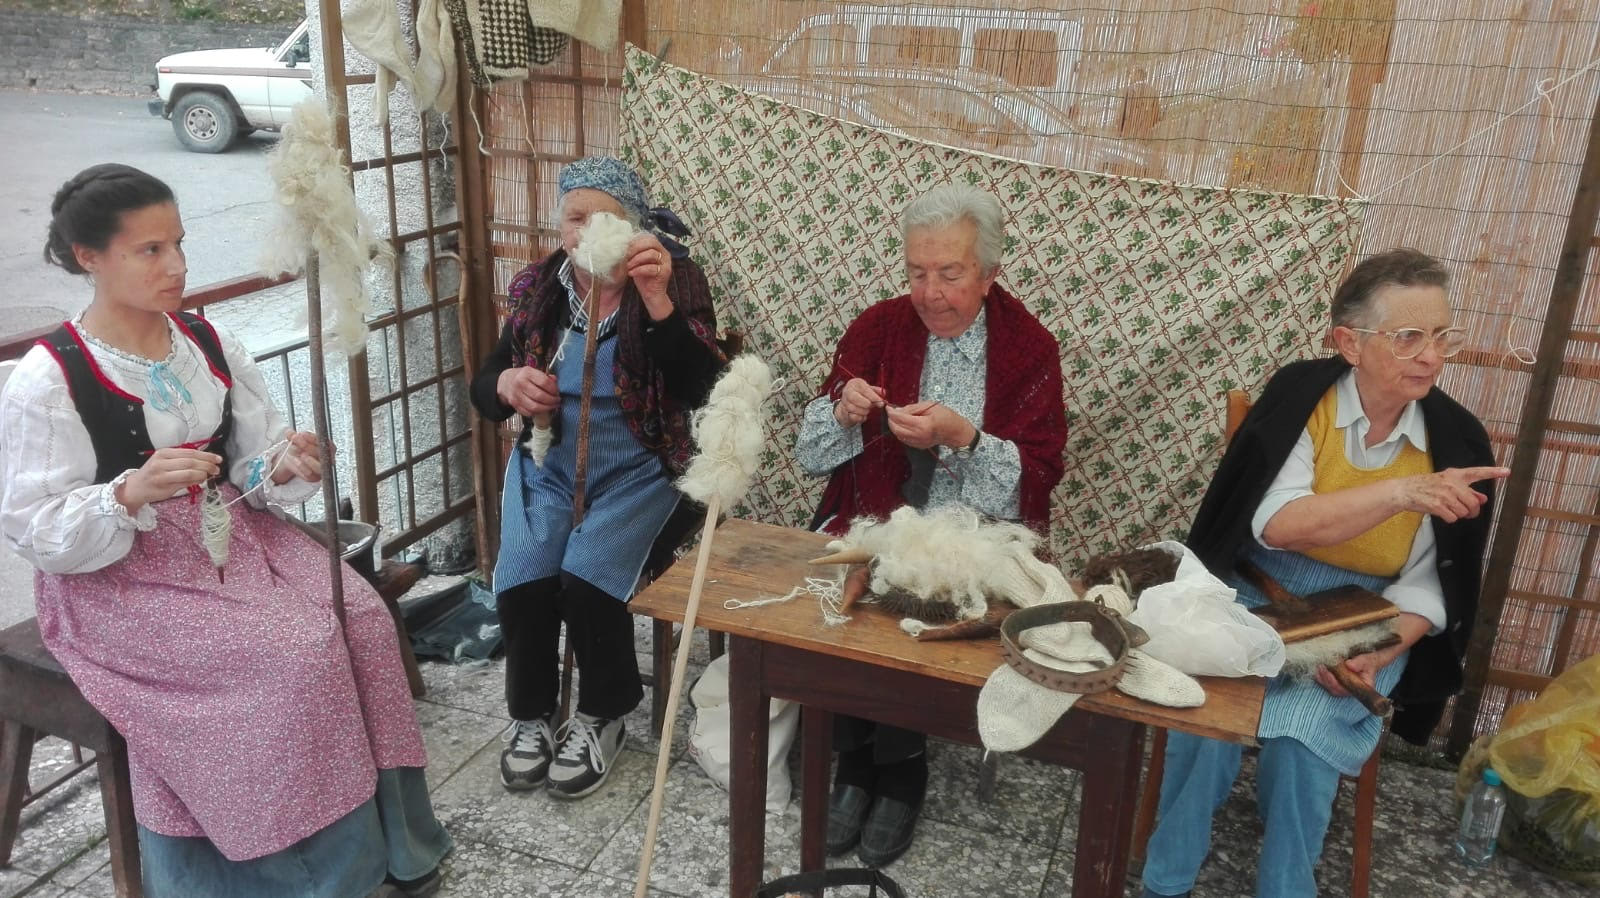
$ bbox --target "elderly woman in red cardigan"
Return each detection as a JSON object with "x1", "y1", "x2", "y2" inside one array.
[{"x1": 795, "y1": 183, "x2": 1068, "y2": 868}]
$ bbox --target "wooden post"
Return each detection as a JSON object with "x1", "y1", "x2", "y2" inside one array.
[
  {"x1": 623, "y1": 0, "x2": 648, "y2": 50},
  {"x1": 1447, "y1": 84, "x2": 1600, "y2": 757},
  {"x1": 315, "y1": 0, "x2": 380, "y2": 526},
  {"x1": 1335, "y1": 14, "x2": 1392, "y2": 198},
  {"x1": 452, "y1": 55, "x2": 503, "y2": 573},
  {"x1": 305, "y1": 256, "x2": 349, "y2": 629}
]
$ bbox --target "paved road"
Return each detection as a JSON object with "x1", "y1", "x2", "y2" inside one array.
[{"x1": 1, "y1": 89, "x2": 284, "y2": 343}]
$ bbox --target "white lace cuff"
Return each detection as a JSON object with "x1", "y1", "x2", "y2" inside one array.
[{"x1": 104, "y1": 471, "x2": 158, "y2": 531}]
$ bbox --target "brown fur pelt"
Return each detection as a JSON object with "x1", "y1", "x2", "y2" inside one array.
[{"x1": 1079, "y1": 547, "x2": 1180, "y2": 601}]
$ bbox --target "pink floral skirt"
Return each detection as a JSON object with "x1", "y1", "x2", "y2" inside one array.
[{"x1": 33, "y1": 489, "x2": 427, "y2": 861}]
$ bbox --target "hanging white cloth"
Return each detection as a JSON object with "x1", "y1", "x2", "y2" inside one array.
[
  {"x1": 342, "y1": 0, "x2": 419, "y2": 126},
  {"x1": 413, "y1": 0, "x2": 458, "y2": 114}
]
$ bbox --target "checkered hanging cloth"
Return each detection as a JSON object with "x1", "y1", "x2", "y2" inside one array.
[{"x1": 443, "y1": 0, "x2": 569, "y2": 85}]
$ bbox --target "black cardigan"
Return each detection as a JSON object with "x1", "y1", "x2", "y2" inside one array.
[{"x1": 1186, "y1": 357, "x2": 1496, "y2": 744}]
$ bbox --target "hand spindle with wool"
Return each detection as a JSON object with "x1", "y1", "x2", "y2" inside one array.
[
  {"x1": 521, "y1": 210, "x2": 639, "y2": 465},
  {"x1": 634, "y1": 355, "x2": 775, "y2": 898}
]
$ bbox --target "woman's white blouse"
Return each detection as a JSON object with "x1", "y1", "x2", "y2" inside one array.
[{"x1": 0, "y1": 317, "x2": 318, "y2": 574}]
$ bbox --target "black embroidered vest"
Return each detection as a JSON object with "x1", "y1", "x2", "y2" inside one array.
[{"x1": 37, "y1": 312, "x2": 234, "y2": 485}]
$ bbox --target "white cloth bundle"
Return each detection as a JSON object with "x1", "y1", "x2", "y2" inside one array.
[
  {"x1": 1125, "y1": 540, "x2": 1286, "y2": 678},
  {"x1": 413, "y1": 0, "x2": 458, "y2": 114},
  {"x1": 976, "y1": 584, "x2": 1206, "y2": 753},
  {"x1": 341, "y1": 0, "x2": 418, "y2": 127}
]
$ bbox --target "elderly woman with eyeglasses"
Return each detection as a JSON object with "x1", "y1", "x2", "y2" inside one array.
[{"x1": 1141, "y1": 249, "x2": 1510, "y2": 898}]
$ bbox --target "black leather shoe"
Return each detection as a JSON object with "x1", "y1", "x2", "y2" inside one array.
[
  {"x1": 826, "y1": 783, "x2": 872, "y2": 855},
  {"x1": 856, "y1": 794, "x2": 922, "y2": 868}
]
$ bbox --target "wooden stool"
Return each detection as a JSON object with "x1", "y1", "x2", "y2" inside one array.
[{"x1": 0, "y1": 618, "x2": 141, "y2": 898}]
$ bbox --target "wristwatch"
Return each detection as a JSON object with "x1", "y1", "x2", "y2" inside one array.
[{"x1": 953, "y1": 428, "x2": 982, "y2": 460}]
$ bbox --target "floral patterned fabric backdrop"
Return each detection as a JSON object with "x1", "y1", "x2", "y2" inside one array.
[{"x1": 619, "y1": 47, "x2": 1366, "y2": 568}]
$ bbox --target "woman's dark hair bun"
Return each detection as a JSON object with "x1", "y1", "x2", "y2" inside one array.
[{"x1": 44, "y1": 164, "x2": 175, "y2": 275}]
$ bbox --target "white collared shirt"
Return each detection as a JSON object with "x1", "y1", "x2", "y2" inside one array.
[{"x1": 1250, "y1": 370, "x2": 1446, "y2": 632}]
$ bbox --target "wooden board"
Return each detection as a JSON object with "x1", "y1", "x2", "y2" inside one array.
[
  {"x1": 632, "y1": 518, "x2": 1266, "y2": 746},
  {"x1": 1254, "y1": 584, "x2": 1400, "y2": 644}
]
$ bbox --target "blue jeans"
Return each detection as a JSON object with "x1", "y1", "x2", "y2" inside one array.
[{"x1": 1142, "y1": 731, "x2": 1340, "y2": 898}]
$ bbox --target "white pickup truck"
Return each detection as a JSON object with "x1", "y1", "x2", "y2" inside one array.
[{"x1": 147, "y1": 20, "x2": 313, "y2": 153}]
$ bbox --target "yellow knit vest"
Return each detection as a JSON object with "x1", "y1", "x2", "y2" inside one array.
[{"x1": 1299, "y1": 387, "x2": 1432, "y2": 577}]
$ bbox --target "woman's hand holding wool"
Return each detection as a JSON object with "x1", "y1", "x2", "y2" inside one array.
[{"x1": 833, "y1": 377, "x2": 886, "y2": 427}]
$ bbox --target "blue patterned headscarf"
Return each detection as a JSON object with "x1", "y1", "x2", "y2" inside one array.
[
  {"x1": 557, "y1": 156, "x2": 693, "y2": 259},
  {"x1": 558, "y1": 156, "x2": 649, "y2": 223}
]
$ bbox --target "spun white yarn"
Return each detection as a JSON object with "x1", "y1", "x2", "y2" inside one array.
[
  {"x1": 678, "y1": 355, "x2": 775, "y2": 508},
  {"x1": 522, "y1": 419, "x2": 555, "y2": 465},
  {"x1": 261, "y1": 100, "x2": 391, "y2": 357},
  {"x1": 574, "y1": 211, "x2": 636, "y2": 283},
  {"x1": 200, "y1": 482, "x2": 231, "y2": 571}
]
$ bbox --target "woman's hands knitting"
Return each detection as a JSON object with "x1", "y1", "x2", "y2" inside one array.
[
  {"x1": 833, "y1": 377, "x2": 887, "y2": 426},
  {"x1": 116, "y1": 447, "x2": 222, "y2": 513},
  {"x1": 887, "y1": 400, "x2": 979, "y2": 451}
]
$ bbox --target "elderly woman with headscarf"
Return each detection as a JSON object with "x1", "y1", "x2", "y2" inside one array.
[
  {"x1": 794, "y1": 184, "x2": 1068, "y2": 868},
  {"x1": 1141, "y1": 249, "x2": 1510, "y2": 898},
  {"x1": 470, "y1": 156, "x2": 725, "y2": 799}
]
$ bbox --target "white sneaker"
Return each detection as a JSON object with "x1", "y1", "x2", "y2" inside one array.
[
  {"x1": 548, "y1": 714, "x2": 625, "y2": 798},
  {"x1": 499, "y1": 717, "x2": 556, "y2": 790}
]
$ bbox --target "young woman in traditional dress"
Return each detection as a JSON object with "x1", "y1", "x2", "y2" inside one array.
[{"x1": 0, "y1": 164, "x2": 451, "y2": 897}]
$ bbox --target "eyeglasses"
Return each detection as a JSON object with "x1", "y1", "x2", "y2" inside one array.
[{"x1": 1348, "y1": 326, "x2": 1468, "y2": 360}]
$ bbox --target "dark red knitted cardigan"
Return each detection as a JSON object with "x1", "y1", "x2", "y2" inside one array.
[{"x1": 811, "y1": 284, "x2": 1068, "y2": 535}]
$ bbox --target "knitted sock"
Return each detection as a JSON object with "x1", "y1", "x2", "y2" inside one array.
[
  {"x1": 834, "y1": 745, "x2": 876, "y2": 790},
  {"x1": 873, "y1": 753, "x2": 928, "y2": 805}
]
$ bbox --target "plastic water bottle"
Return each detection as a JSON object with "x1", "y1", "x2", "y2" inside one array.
[{"x1": 1455, "y1": 767, "x2": 1508, "y2": 866}]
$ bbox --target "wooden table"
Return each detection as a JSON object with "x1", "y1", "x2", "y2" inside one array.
[{"x1": 632, "y1": 519, "x2": 1266, "y2": 898}]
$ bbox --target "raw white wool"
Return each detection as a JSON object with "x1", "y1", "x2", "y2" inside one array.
[
  {"x1": 261, "y1": 99, "x2": 391, "y2": 356},
  {"x1": 678, "y1": 355, "x2": 775, "y2": 508},
  {"x1": 573, "y1": 211, "x2": 636, "y2": 282}
]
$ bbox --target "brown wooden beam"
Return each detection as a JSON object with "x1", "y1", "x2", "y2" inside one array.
[
  {"x1": 1448, "y1": 83, "x2": 1600, "y2": 757},
  {"x1": 623, "y1": 0, "x2": 648, "y2": 50},
  {"x1": 452, "y1": 45, "x2": 504, "y2": 576},
  {"x1": 1485, "y1": 667, "x2": 1554, "y2": 695}
]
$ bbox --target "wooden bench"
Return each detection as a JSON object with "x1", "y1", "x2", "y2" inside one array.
[{"x1": 0, "y1": 618, "x2": 141, "y2": 897}]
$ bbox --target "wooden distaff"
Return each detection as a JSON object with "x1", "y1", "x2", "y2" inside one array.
[
  {"x1": 634, "y1": 357, "x2": 773, "y2": 898},
  {"x1": 1236, "y1": 559, "x2": 1398, "y2": 717}
]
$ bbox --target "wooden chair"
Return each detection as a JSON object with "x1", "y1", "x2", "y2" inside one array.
[{"x1": 1129, "y1": 389, "x2": 1384, "y2": 898}]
